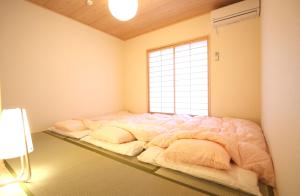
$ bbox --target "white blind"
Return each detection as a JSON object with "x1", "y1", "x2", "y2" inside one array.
[{"x1": 149, "y1": 40, "x2": 208, "y2": 116}]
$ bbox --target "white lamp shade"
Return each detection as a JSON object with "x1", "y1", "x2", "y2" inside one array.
[
  {"x1": 0, "y1": 108, "x2": 33, "y2": 159},
  {"x1": 108, "y1": 0, "x2": 138, "y2": 21}
]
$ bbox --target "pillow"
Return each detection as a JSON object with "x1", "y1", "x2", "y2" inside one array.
[
  {"x1": 89, "y1": 126, "x2": 135, "y2": 144},
  {"x1": 137, "y1": 146, "x2": 164, "y2": 165},
  {"x1": 163, "y1": 139, "x2": 231, "y2": 170},
  {"x1": 82, "y1": 119, "x2": 103, "y2": 130},
  {"x1": 54, "y1": 120, "x2": 86, "y2": 132}
]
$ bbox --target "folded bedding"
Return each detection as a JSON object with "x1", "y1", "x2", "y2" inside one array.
[
  {"x1": 147, "y1": 117, "x2": 275, "y2": 187},
  {"x1": 137, "y1": 146, "x2": 162, "y2": 166},
  {"x1": 89, "y1": 126, "x2": 135, "y2": 144},
  {"x1": 88, "y1": 110, "x2": 134, "y2": 121},
  {"x1": 156, "y1": 152, "x2": 262, "y2": 196},
  {"x1": 54, "y1": 120, "x2": 87, "y2": 132},
  {"x1": 52, "y1": 112, "x2": 194, "y2": 141},
  {"x1": 51, "y1": 112, "x2": 275, "y2": 191},
  {"x1": 50, "y1": 111, "x2": 134, "y2": 139},
  {"x1": 48, "y1": 127, "x2": 91, "y2": 139},
  {"x1": 76, "y1": 112, "x2": 189, "y2": 143},
  {"x1": 163, "y1": 139, "x2": 231, "y2": 170},
  {"x1": 138, "y1": 146, "x2": 261, "y2": 196},
  {"x1": 81, "y1": 135, "x2": 145, "y2": 156},
  {"x1": 81, "y1": 119, "x2": 105, "y2": 130}
]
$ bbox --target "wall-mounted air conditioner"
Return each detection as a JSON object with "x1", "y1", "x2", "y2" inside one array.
[{"x1": 211, "y1": 0, "x2": 260, "y2": 27}]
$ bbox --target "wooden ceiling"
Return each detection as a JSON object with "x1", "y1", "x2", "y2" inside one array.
[{"x1": 28, "y1": 0, "x2": 241, "y2": 40}]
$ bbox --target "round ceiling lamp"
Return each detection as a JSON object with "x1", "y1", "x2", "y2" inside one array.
[{"x1": 108, "y1": 0, "x2": 138, "y2": 21}]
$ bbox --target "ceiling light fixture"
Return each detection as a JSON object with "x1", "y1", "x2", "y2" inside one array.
[{"x1": 108, "y1": 0, "x2": 138, "y2": 21}]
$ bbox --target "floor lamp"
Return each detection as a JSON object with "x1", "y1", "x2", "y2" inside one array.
[{"x1": 0, "y1": 108, "x2": 34, "y2": 186}]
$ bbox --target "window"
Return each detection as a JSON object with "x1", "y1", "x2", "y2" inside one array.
[{"x1": 148, "y1": 38, "x2": 209, "y2": 116}]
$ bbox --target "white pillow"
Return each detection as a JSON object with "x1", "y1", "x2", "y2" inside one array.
[
  {"x1": 90, "y1": 126, "x2": 135, "y2": 144},
  {"x1": 137, "y1": 146, "x2": 164, "y2": 165}
]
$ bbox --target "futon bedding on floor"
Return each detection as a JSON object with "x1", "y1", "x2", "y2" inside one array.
[
  {"x1": 6, "y1": 132, "x2": 273, "y2": 196},
  {"x1": 49, "y1": 112, "x2": 275, "y2": 188}
]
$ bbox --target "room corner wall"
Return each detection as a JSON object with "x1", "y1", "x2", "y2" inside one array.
[
  {"x1": 0, "y1": 1, "x2": 125, "y2": 132},
  {"x1": 210, "y1": 18, "x2": 261, "y2": 123},
  {"x1": 261, "y1": 0, "x2": 300, "y2": 195}
]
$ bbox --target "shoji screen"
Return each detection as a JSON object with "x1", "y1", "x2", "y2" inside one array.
[
  {"x1": 174, "y1": 40, "x2": 208, "y2": 115},
  {"x1": 148, "y1": 38, "x2": 208, "y2": 116},
  {"x1": 148, "y1": 48, "x2": 174, "y2": 113}
]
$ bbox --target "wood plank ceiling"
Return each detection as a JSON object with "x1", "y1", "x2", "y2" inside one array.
[{"x1": 27, "y1": 0, "x2": 241, "y2": 40}]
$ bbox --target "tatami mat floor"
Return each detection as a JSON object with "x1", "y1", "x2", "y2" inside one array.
[{"x1": 0, "y1": 161, "x2": 26, "y2": 196}]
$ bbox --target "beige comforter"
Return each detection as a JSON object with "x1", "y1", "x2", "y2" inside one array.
[
  {"x1": 148, "y1": 116, "x2": 275, "y2": 187},
  {"x1": 85, "y1": 113, "x2": 190, "y2": 142}
]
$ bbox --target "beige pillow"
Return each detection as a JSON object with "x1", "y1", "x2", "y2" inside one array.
[
  {"x1": 163, "y1": 139, "x2": 231, "y2": 170},
  {"x1": 82, "y1": 119, "x2": 103, "y2": 130},
  {"x1": 54, "y1": 120, "x2": 87, "y2": 132},
  {"x1": 137, "y1": 146, "x2": 164, "y2": 165},
  {"x1": 90, "y1": 126, "x2": 135, "y2": 144}
]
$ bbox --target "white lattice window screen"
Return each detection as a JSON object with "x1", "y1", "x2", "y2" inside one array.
[
  {"x1": 149, "y1": 48, "x2": 174, "y2": 113},
  {"x1": 149, "y1": 40, "x2": 208, "y2": 116}
]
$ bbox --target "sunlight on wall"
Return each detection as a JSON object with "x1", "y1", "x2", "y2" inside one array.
[{"x1": 0, "y1": 1, "x2": 124, "y2": 132}]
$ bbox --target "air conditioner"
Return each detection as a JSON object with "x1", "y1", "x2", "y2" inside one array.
[{"x1": 211, "y1": 0, "x2": 260, "y2": 27}]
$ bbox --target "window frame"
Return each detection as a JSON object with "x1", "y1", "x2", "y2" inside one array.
[{"x1": 147, "y1": 36, "x2": 211, "y2": 116}]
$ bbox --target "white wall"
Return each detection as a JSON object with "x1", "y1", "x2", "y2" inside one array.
[
  {"x1": 261, "y1": 0, "x2": 300, "y2": 195},
  {"x1": 0, "y1": 1, "x2": 124, "y2": 132}
]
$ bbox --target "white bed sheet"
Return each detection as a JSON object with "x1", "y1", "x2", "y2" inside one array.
[
  {"x1": 138, "y1": 147, "x2": 261, "y2": 196},
  {"x1": 80, "y1": 135, "x2": 145, "y2": 156},
  {"x1": 48, "y1": 127, "x2": 91, "y2": 139}
]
